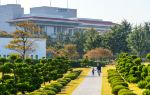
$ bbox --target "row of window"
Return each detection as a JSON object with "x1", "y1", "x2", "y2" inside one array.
[{"x1": 0, "y1": 55, "x2": 38, "y2": 59}]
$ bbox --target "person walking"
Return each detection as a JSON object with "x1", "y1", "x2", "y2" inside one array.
[
  {"x1": 97, "y1": 64, "x2": 101, "y2": 76},
  {"x1": 92, "y1": 67, "x2": 95, "y2": 76}
]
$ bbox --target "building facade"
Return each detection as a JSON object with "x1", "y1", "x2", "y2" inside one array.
[
  {"x1": 0, "y1": 38, "x2": 46, "y2": 59},
  {"x1": 0, "y1": 4, "x2": 114, "y2": 59},
  {"x1": 0, "y1": 4, "x2": 114, "y2": 38}
]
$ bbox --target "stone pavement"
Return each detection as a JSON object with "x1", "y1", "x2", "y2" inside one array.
[{"x1": 71, "y1": 68, "x2": 102, "y2": 95}]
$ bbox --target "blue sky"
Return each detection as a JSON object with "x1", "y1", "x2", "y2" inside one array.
[{"x1": 1, "y1": 0, "x2": 150, "y2": 24}]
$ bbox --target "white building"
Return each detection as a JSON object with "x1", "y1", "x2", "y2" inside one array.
[
  {"x1": 0, "y1": 4, "x2": 114, "y2": 37},
  {"x1": 0, "y1": 4, "x2": 115, "y2": 59},
  {"x1": 0, "y1": 38, "x2": 46, "y2": 59}
]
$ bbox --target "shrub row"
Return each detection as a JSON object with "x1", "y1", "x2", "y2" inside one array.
[
  {"x1": 108, "y1": 69, "x2": 136, "y2": 95},
  {"x1": 30, "y1": 70, "x2": 82, "y2": 95}
]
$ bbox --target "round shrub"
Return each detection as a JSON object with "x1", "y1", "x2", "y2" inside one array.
[
  {"x1": 25, "y1": 58, "x2": 32, "y2": 64},
  {"x1": 111, "y1": 82, "x2": 128, "y2": 88},
  {"x1": 146, "y1": 76, "x2": 150, "y2": 82},
  {"x1": 64, "y1": 78, "x2": 71, "y2": 82},
  {"x1": 143, "y1": 89, "x2": 150, "y2": 95},
  {"x1": 57, "y1": 74, "x2": 63, "y2": 79},
  {"x1": 58, "y1": 81, "x2": 67, "y2": 86},
  {"x1": 133, "y1": 58, "x2": 142, "y2": 65},
  {"x1": 44, "y1": 86, "x2": 58, "y2": 93},
  {"x1": 141, "y1": 72, "x2": 147, "y2": 79},
  {"x1": 112, "y1": 85, "x2": 126, "y2": 95},
  {"x1": 15, "y1": 58, "x2": 23, "y2": 63},
  {"x1": 29, "y1": 92, "x2": 46, "y2": 95},
  {"x1": 50, "y1": 82, "x2": 63, "y2": 92},
  {"x1": 137, "y1": 81, "x2": 147, "y2": 89},
  {"x1": 64, "y1": 73, "x2": 77, "y2": 80},
  {"x1": 146, "y1": 83, "x2": 150, "y2": 89},
  {"x1": 118, "y1": 89, "x2": 136, "y2": 95},
  {"x1": 146, "y1": 53, "x2": 150, "y2": 60},
  {"x1": 46, "y1": 90, "x2": 56, "y2": 95},
  {"x1": 128, "y1": 76, "x2": 139, "y2": 83}
]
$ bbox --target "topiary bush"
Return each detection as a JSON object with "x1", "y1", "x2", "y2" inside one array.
[
  {"x1": 133, "y1": 58, "x2": 142, "y2": 65},
  {"x1": 49, "y1": 82, "x2": 63, "y2": 92},
  {"x1": 112, "y1": 85, "x2": 127, "y2": 95},
  {"x1": 111, "y1": 82, "x2": 128, "y2": 88},
  {"x1": 146, "y1": 76, "x2": 150, "y2": 82},
  {"x1": 118, "y1": 89, "x2": 136, "y2": 95},
  {"x1": 143, "y1": 89, "x2": 150, "y2": 95},
  {"x1": 145, "y1": 83, "x2": 150, "y2": 89},
  {"x1": 45, "y1": 90, "x2": 56, "y2": 95},
  {"x1": 137, "y1": 81, "x2": 147, "y2": 89},
  {"x1": 127, "y1": 76, "x2": 139, "y2": 83}
]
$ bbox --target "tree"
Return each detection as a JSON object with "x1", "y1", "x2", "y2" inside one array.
[
  {"x1": 63, "y1": 44, "x2": 79, "y2": 59},
  {"x1": 0, "y1": 57, "x2": 7, "y2": 81},
  {"x1": 84, "y1": 48, "x2": 113, "y2": 61},
  {"x1": 72, "y1": 30, "x2": 86, "y2": 58},
  {"x1": 6, "y1": 21, "x2": 41, "y2": 59},
  {"x1": 127, "y1": 23, "x2": 150, "y2": 56},
  {"x1": 84, "y1": 28, "x2": 100, "y2": 51},
  {"x1": 103, "y1": 20, "x2": 131, "y2": 55}
]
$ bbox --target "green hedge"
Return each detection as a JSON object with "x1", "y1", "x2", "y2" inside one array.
[{"x1": 108, "y1": 69, "x2": 136, "y2": 95}]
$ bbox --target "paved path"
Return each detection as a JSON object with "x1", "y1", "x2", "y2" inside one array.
[{"x1": 71, "y1": 68, "x2": 102, "y2": 95}]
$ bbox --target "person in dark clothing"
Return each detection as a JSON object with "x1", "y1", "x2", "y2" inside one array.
[
  {"x1": 92, "y1": 67, "x2": 95, "y2": 75},
  {"x1": 97, "y1": 64, "x2": 101, "y2": 76}
]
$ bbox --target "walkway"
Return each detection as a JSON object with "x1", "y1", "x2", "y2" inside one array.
[{"x1": 71, "y1": 68, "x2": 102, "y2": 95}]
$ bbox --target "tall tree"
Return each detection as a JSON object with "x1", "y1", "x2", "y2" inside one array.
[
  {"x1": 72, "y1": 30, "x2": 86, "y2": 58},
  {"x1": 84, "y1": 28, "x2": 101, "y2": 51},
  {"x1": 103, "y1": 20, "x2": 131, "y2": 55},
  {"x1": 127, "y1": 23, "x2": 150, "y2": 56},
  {"x1": 6, "y1": 21, "x2": 41, "y2": 59}
]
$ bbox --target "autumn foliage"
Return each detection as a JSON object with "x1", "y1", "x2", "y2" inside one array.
[
  {"x1": 6, "y1": 21, "x2": 41, "y2": 59},
  {"x1": 84, "y1": 48, "x2": 113, "y2": 60}
]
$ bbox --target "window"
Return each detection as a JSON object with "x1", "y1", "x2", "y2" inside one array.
[
  {"x1": 35, "y1": 55, "x2": 38, "y2": 59},
  {"x1": 57, "y1": 8, "x2": 68, "y2": 12}
]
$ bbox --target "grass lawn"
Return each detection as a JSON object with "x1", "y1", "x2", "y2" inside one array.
[
  {"x1": 101, "y1": 65, "x2": 115, "y2": 95},
  {"x1": 56, "y1": 68, "x2": 91, "y2": 95}
]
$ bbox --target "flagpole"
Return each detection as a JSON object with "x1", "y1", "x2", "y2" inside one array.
[
  {"x1": 16, "y1": 0, "x2": 17, "y2": 4},
  {"x1": 67, "y1": 0, "x2": 68, "y2": 8},
  {"x1": 50, "y1": 0, "x2": 51, "y2": 7}
]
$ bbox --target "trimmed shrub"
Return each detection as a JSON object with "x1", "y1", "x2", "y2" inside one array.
[
  {"x1": 137, "y1": 81, "x2": 147, "y2": 89},
  {"x1": 111, "y1": 82, "x2": 128, "y2": 88},
  {"x1": 133, "y1": 58, "x2": 142, "y2": 65},
  {"x1": 46, "y1": 90, "x2": 56, "y2": 95},
  {"x1": 44, "y1": 86, "x2": 58, "y2": 93},
  {"x1": 128, "y1": 76, "x2": 139, "y2": 83},
  {"x1": 118, "y1": 89, "x2": 136, "y2": 95},
  {"x1": 146, "y1": 83, "x2": 150, "y2": 89},
  {"x1": 49, "y1": 83, "x2": 63, "y2": 92},
  {"x1": 146, "y1": 76, "x2": 150, "y2": 82},
  {"x1": 112, "y1": 85, "x2": 126, "y2": 95},
  {"x1": 63, "y1": 78, "x2": 71, "y2": 82},
  {"x1": 58, "y1": 81, "x2": 67, "y2": 86},
  {"x1": 143, "y1": 89, "x2": 150, "y2": 95},
  {"x1": 146, "y1": 53, "x2": 150, "y2": 60}
]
